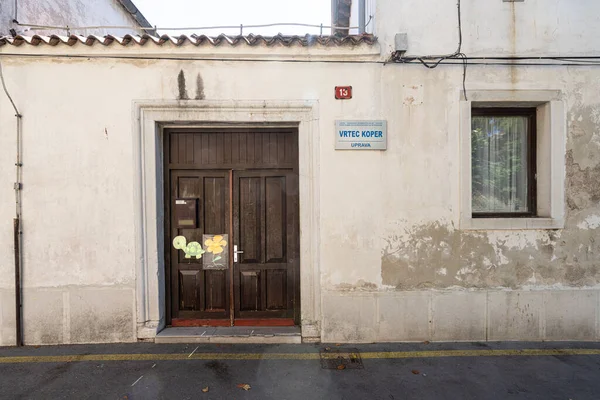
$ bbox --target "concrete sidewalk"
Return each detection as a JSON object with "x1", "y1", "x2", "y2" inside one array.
[{"x1": 1, "y1": 341, "x2": 599, "y2": 399}]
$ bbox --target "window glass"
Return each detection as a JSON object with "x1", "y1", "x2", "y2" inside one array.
[{"x1": 471, "y1": 112, "x2": 533, "y2": 215}]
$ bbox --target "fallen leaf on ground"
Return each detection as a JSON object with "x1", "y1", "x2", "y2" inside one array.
[
  {"x1": 423, "y1": 341, "x2": 430, "y2": 345},
  {"x1": 335, "y1": 343, "x2": 341, "y2": 346},
  {"x1": 411, "y1": 370, "x2": 420, "y2": 375},
  {"x1": 237, "y1": 384, "x2": 251, "y2": 391},
  {"x1": 337, "y1": 364, "x2": 346, "y2": 370},
  {"x1": 202, "y1": 387, "x2": 209, "y2": 393}
]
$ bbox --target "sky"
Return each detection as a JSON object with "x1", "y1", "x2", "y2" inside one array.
[{"x1": 133, "y1": 0, "x2": 332, "y2": 36}]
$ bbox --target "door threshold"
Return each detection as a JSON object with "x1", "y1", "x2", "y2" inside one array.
[{"x1": 155, "y1": 326, "x2": 301, "y2": 344}]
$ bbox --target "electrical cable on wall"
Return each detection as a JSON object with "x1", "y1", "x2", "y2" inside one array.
[
  {"x1": 391, "y1": 0, "x2": 468, "y2": 100},
  {"x1": 0, "y1": 58, "x2": 24, "y2": 347},
  {"x1": 0, "y1": 63, "x2": 20, "y2": 117},
  {"x1": 3, "y1": 52, "x2": 600, "y2": 67}
]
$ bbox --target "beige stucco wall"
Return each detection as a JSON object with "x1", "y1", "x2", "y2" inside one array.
[
  {"x1": 1, "y1": 0, "x2": 145, "y2": 37},
  {"x1": 377, "y1": 0, "x2": 600, "y2": 56},
  {"x1": 1, "y1": 0, "x2": 600, "y2": 345},
  {"x1": 1, "y1": 49, "x2": 599, "y2": 344}
]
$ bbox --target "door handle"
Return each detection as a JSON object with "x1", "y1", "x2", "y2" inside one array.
[{"x1": 233, "y1": 245, "x2": 244, "y2": 263}]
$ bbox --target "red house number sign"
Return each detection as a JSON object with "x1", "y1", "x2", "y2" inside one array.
[{"x1": 335, "y1": 86, "x2": 352, "y2": 99}]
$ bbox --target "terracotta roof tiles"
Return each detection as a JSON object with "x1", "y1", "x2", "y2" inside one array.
[{"x1": 0, "y1": 33, "x2": 377, "y2": 48}]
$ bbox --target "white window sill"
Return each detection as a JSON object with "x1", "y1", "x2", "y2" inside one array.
[{"x1": 460, "y1": 217, "x2": 564, "y2": 230}]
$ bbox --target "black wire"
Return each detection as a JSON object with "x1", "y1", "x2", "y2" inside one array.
[
  {"x1": 551, "y1": 58, "x2": 600, "y2": 64},
  {"x1": 4, "y1": 52, "x2": 600, "y2": 67},
  {"x1": 460, "y1": 53, "x2": 468, "y2": 101},
  {"x1": 0, "y1": 52, "x2": 393, "y2": 64},
  {"x1": 455, "y1": 0, "x2": 468, "y2": 100},
  {"x1": 392, "y1": 54, "x2": 600, "y2": 64},
  {"x1": 456, "y1": 0, "x2": 463, "y2": 54},
  {"x1": 0, "y1": 59, "x2": 21, "y2": 117},
  {"x1": 418, "y1": 60, "x2": 600, "y2": 66},
  {"x1": 462, "y1": 56, "x2": 600, "y2": 61},
  {"x1": 396, "y1": 0, "x2": 468, "y2": 99},
  {"x1": 410, "y1": 58, "x2": 600, "y2": 66},
  {"x1": 415, "y1": 58, "x2": 445, "y2": 69},
  {"x1": 388, "y1": 0, "x2": 600, "y2": 98},
  {"x1": 455, "y1": 0, "x2": 467, "y2": 99}
]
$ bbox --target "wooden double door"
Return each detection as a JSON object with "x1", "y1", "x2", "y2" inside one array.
[{"x1": 165, "y1": 128, "x2": 300, "y2": 326}]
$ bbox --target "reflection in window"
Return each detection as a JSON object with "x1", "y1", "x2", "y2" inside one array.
[{"x1": 471, "y1": 109, "x2": 536, "y2": 216}]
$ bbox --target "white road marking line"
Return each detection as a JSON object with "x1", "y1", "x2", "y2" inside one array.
[
  {"x1": 188, "y1": 346, "x2": 199, "y2": 358},
  {"x1": 131, "y1": 375, "x2": 144, "y2": 387}
]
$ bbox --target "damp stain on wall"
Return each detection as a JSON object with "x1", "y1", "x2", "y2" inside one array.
[
  {"x1": 380, "y1": 104, "x2": 600, "y2": 291},
  {"x1": 177, "y1": 70, "x2": 189, "y2": 100},
  {"x1": 381, "y1": 220, "x2": 600, "y2": 290},
  {"x1": 195, "y1": 73, "x2": 205, "y2": 100}
]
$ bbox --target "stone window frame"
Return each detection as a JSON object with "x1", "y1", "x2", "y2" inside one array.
[{"x1": 459, "y1": 90, "x2": 566, "y2": 230}]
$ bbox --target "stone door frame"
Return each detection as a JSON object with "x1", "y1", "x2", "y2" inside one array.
[{"x1": 132, "y1": 100, "x2": 321, "y2": 341}]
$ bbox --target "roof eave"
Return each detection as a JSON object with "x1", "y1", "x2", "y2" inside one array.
[
  {"x1": 115, "y1": 0, "x2": 157, "y2": 36},
  {"x1": 0, "y1": 33, "x2": 378, "y2": 48}
]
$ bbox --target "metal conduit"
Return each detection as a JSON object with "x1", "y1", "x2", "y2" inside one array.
[{"x1": 0, "y1": 59, "x2": 23, "y2": 347}]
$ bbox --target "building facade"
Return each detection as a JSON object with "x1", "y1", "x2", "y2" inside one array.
[
  {"x1": 1, "y1": 0, "x2": 153, "y2": 37},
  {"x1": 1, "y1": 0, "x2": 600, "y2": 345}
]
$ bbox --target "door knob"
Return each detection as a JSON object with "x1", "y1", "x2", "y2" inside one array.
[{"x1": 233, "y1": 245, "x2": 244, "y2": 262}]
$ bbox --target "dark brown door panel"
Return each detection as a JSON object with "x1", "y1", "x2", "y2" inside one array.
[
  {"x1": 233, "y1": 170, "x2": 299, "y2": 321},
  {"x1": 168, "y1": 170, "x2": 230, "y2": 320},
  {"x1": 165, "y1": 128, "x2": 300, "y2": 326}
]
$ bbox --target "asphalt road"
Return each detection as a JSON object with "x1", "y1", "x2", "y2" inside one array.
[{"x1": 1, "y1": 341, "x2": 599, "y2": 399}]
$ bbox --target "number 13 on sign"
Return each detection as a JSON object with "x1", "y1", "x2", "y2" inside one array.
[{"x1": 335, "y1": 86, "x2": 352, "y2": 99}]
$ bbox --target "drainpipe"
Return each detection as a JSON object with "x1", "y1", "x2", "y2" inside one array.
[
  {"x1": 0, "y1": 59, "x2": 23, "y2": 346},
  {"x1": 358, "y1": 0, "x2": 366, "y2": 34}
]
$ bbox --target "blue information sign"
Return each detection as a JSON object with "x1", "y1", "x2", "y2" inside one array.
[{"x1": 335, "y1": 120, "x2": 387, "y2": 150}]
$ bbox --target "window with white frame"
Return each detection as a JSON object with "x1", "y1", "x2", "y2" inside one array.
[{"x1": 460, "y1": 91, "x2": 565, "y2": 230}]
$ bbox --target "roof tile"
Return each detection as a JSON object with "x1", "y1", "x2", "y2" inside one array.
[{"x1": 0, "y1": 33, "x2": 377, "y2": 48}]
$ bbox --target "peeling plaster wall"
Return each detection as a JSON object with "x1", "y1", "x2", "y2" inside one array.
[
  {"x1": 323, "y1": 67, "x2": 600, "y2": 285},
  {"x1": 1, "y1": 0, "x2": 144, "y2": 36},
  {"x1": 321, "y1": 64, "x2": 600, "y2": 341}
]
